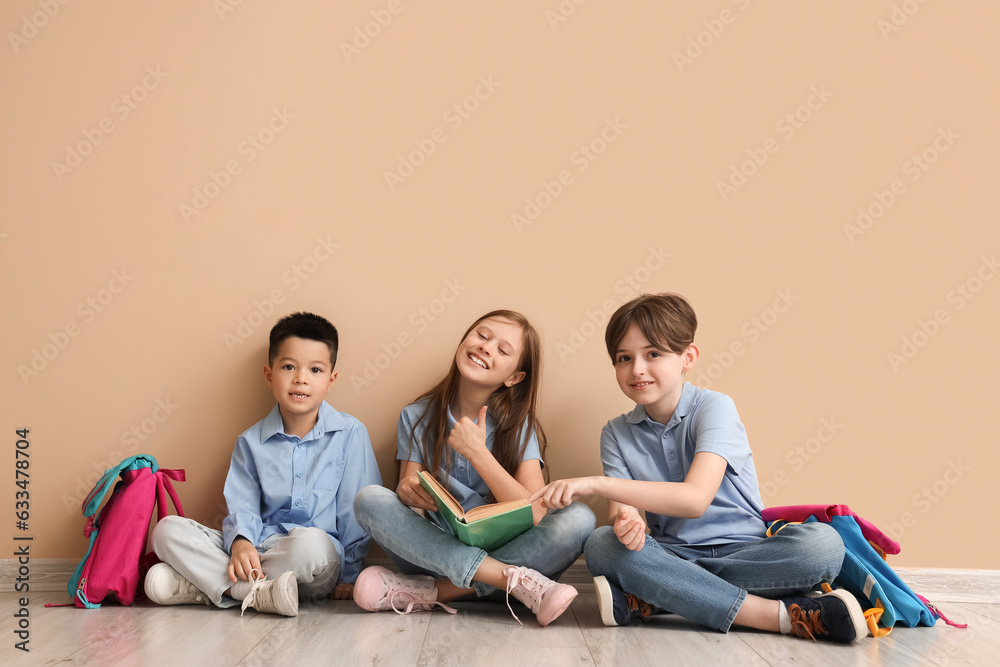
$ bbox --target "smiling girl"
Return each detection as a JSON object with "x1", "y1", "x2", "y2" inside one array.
[{"x1": 352, "y1": 310, "x2": 594, "y2": 626}]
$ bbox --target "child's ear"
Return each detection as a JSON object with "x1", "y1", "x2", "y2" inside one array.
[
  {"x1": 681, "y1": 345, "x2": 699, "y2": 371},
  {"x1": 263, "y1": 364, "x2": 273, "y2": 386},
  {"x1": 504, "y1": 371, "x2": 526, "y2": 387},
  {"x1": 326, "y1": 370, "x2": 338, "y2": 393}
]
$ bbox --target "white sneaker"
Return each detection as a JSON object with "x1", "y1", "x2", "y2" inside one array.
[
  {"x1": 144, "y1": 563, "x2": 211, "y2": 606},
  {"x1": 240, "y1": 570, "x2": 298, "y2": 617}
]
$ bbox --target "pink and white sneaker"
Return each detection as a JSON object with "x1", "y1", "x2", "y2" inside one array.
[
  {"x1": 503, "y1": 566, "x2": 578, "y2": 626},
  {"x1": 353, "y1": 566, "x2": 457, "y2": 615}
]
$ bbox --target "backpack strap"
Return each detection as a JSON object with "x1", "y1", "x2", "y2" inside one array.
[
  {"x1": 154, "y1": 469, "x2": 186, "y2": 521},
  {"x1": 917, "y1": 594, "x2": 969, "y2": 629},
  {"x1": 81, "y1": 455, "x2": 158, "y2": 518}
]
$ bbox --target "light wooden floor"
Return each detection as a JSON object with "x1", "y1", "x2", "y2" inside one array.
[{"x1": 3, "y1": 566, "x2": 996, "y2": 666}]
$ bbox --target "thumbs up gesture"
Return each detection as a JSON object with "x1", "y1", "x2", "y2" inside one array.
[{"x1": 449, "y1": 405, "x2": 488, "y2": 460}]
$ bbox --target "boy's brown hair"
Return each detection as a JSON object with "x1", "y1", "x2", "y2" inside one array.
[{"x1": 605, "y1": 293, "x2": 697, "y2": 361}]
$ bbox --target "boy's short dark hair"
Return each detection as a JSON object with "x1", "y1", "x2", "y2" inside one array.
[
  {"x1": 268, "y1": 312, "x2": 339, "y2": 368},
  {"x1": 605, "y1": 293, "x2": 697, "y2": 361}
]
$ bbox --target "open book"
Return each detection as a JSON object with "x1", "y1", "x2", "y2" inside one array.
[{"x1": 418, "y1": 471, "x2": 533, "y2": 551}]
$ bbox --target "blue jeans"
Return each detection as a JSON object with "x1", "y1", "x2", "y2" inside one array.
[
  {"x1": 584, "y1": 522, "x2": 844, "y2": 632},
  {"x1": 354, "y1": 485, "x2": 595, "y2": 597}
]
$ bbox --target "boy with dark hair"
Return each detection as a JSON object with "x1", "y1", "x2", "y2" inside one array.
[
  {"x1": 530, "y1": 293, "x2": 868, "y2": 643},
  {"x1": 146, "y1": 312, "x2": 382, "y2": 616}
]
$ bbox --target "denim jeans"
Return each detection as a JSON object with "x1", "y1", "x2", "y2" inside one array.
[
  {"x1": 354, "y1": 485, "x2": 595, "y2": 597},
  {"x1": 584, "y1": 521, "x2": 845, "y2": 632}
]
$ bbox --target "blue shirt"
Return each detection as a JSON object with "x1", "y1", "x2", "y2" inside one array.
[
  {"x1": 222, "y1": 402, "x2": 382, "y2": 583},
  {"x1": 601, "y1": 382, "x2": 765, "y2": 546},
  {"x1": 396, "y1": 398, "x2": 543, "y2": 511}
]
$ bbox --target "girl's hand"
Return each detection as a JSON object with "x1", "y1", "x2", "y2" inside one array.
[
  {"x1": 330, "y1": 582, "x2": 354, "y2": 600},
  {"x1": 613, "y1": 506, "x2": 647, "y2": 552},
  {"x1": 396, "y1": 474, "x2": 438, "y2": 512},
  {"x1": 527, "y1": 477, "x2": 599, "y2": 509},
  {"x1": 448, "y1": 405, "x2": 488, "y2": 460}
]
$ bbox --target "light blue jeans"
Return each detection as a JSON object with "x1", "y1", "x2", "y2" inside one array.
[
  {"x1": 354, "y1": 485, "x2": 595, "y2": 597},
  {"x1": 584, "y1": 522, "x2": 845, "y2": 632}
]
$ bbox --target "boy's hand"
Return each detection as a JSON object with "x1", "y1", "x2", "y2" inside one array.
[
  {"x1": 448, "y1": 406, "x2": 488, "y2": 460},
  {"x1": 227, "y1": 538, "x2": 262, "y2": 583},
  {"x1": 330, "y1": 582, "x2": 354, "y2": 600},
  {"x1": 527, "y1": 477, "x2": 599, "y2": 509},
  {"x1": 613, "y1": 506, "x2": 647, "y2": 552},
  {"x1": 397, "y1": 475, "x2": 438, "y2": 512}
]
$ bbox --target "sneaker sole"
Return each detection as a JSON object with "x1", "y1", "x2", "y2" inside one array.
[
  {"x1": 805, "y1": 588, "x2": 868, "y2": 641},
  {"x1": 536, "y1": 585, "x2": 578, "y2": 627},
  {"x1": 274, "y1": 571, "x2": 299, "y2": 617},
  {"x1": 593, "y1": 576, "x2": 618, "y2": 627}
]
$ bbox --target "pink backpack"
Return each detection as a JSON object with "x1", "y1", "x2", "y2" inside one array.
[{"x1": 67, "y1": 455, "x2": 185, "y2": 608}]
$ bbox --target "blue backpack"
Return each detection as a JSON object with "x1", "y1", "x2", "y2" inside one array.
[{"x1": 764, "y1": 504, "x2": 967, "y2": 637}]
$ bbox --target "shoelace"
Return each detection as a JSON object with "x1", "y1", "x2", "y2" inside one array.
[
  {"x1": 503, "y1": 566, "x2": 547, "y2": 626},
  {"x1": 176, "y1": 579, "x2": 206, "y2": 605},
  {"x1": 381, "y1": 574, "x2": 456, "y2": 616},
  {"x1": 788, "y1": 603, "x2": 827, "y2": 641},
  {"x1": 387, "y1": 589, "x2": 457, "y2": 615},
  {"x1": 240, "y1": 569, "x2": 267, "y2": 617}
]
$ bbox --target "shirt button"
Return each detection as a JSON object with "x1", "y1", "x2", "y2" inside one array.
[
  {"x1": 295, "y1": 499, "x2": 303, "y2": 507},
  {"x1": 296, "y1": 472, "x2": 303, "y2": 478},
  {"x1": 668, "y1": 453, "x2": 676, "y2": 461}
]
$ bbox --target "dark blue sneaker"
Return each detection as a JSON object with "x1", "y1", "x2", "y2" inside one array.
[
  {"x1": 781, "y1": 589, "x2": 867, "y2": 643},
  {"x1": 594, "y1": 576, "x2": 653, "y2": 626}
]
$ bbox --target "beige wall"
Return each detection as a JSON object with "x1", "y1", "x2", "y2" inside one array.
[{"x1": 3, "y1": 1, "x2": 997, "y2": 569}]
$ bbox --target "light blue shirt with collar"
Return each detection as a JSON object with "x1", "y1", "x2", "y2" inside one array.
[
  {"x1": 222, "y1": 401, "x2": 382, "y2": 583},
  {"x1": 396, "y1": 398, "x2": 543, "y2": 512},
  {"x1": 601, "y1": 382, "x2": 765, "y2": 547}
]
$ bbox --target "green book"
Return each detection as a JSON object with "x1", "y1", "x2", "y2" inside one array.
[{"x1": 418, "y1": 471, "x2": 533, "y2": 552}]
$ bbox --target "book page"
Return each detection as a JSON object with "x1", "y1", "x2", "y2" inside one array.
[
  {"x1": 463, "y1": 499, "x2": 530, "y2": 523},
  {"x1": 419, "y1": 471, "x2": 466, "y2": 518}
]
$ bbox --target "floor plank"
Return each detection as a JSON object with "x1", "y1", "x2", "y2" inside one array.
[
  {"x1": 238, "y1": 599, "x2": 430, "y2": 667},
  {"x1": 573, "y1": 592, "x2": 769, "y2": 667},
  {"x1": 1, "y1": 572, "x2": 996, "y2": 667}
]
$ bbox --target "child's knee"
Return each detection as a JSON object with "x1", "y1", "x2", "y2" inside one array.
[
  {"x1": 353, "y1": 484, "x2": 393, "y2": 524},
  {"x1": 564, "y1": 502, "x2": 597, "y2": 548},
  {"x1": 583, "y1": 525, "x2": 620, "y2": 566},
  {"x1": 150, "y1": 515, "x2": 187, "y2": 556},
  {"x1": 288, "y1": 527, "x2": 339, "y2": 563}
]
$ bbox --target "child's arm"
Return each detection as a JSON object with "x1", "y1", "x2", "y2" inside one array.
[
  {"x1": 449, "y1": 406, "x2": 547, "y2": 523},
  {"x1": 222, "y1": 436, "x2": 266, "y2": 582},
  {"x1": 528, "y1": 451, "x2": 729, "y2": 519}
]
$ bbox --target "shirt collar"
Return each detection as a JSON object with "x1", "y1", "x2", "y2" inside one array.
[
  {"x1": 261, "y1": 401, "x2": 344, "y2": 442},
  {"x1": 625, "y1": 382, "x2": 697, "y2": 428}
]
